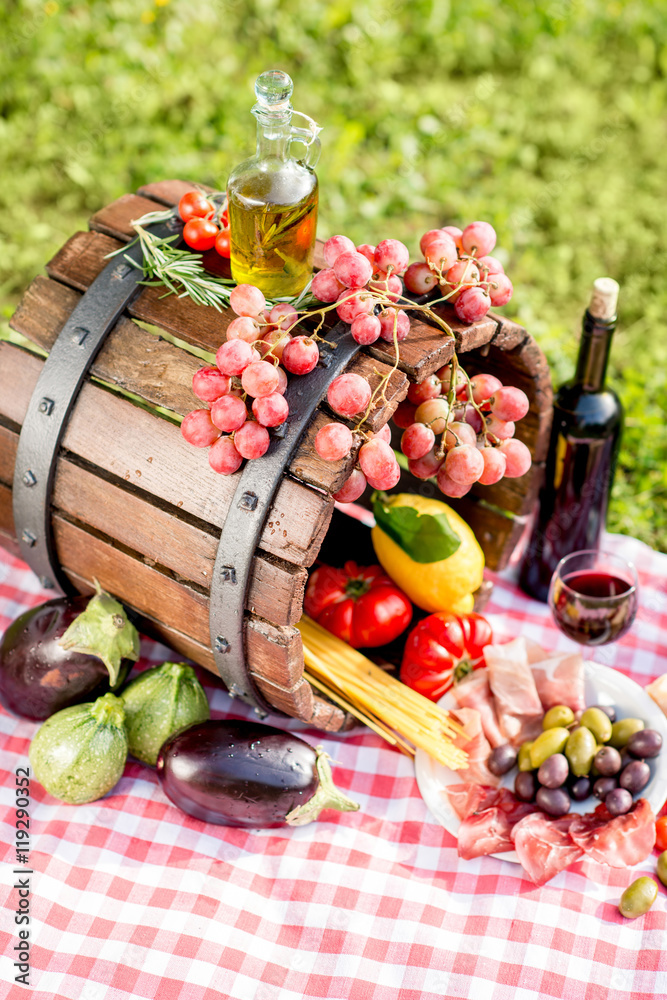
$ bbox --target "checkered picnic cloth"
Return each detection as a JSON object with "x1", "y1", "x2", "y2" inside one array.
[{"x1": 1, "y1": 533, "x2": 667, "y2": 1000}]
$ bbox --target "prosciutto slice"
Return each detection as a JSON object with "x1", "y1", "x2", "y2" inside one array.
[
  {"x1": 445, "y1": 782, "x2": 496, "y2": 821},
  {"x1": 485, "y1": 637, "x2": 543, "y2": 746},
  {"x1": 449, "y1": 708, "x2": 500, "y2": 787},
  {"x1": 452, "y1": 669, "x2": 505, "y2": 747},
  {"x1": 569, "y1": 798, "x2": 656, "y2": 868},
  {"x1": 531, "y1": 651, "x2": 586, "y2": 712},
  {"x1": 511, "y1": 812, "x2": 583, "y2": 885},
  {"x1": 452, "y1": 785, "x2": 538, "y2": 860}
]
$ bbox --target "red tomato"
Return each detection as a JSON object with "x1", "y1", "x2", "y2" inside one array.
[
  {"x1": 183, "y1": 218, "x2": 219, "y2": 251},
  {"x1": 400, "y1": 612, "x2": 493, "y2": 702},
  {"x1": 215, "y1": 228, "x2": 231, "y2": 258},
  {"x1": 178, "y1": 191, "x2": 213, "y2": 223},
  {"x1": 304, "y1": 561, "x2": 412, "y2": 648},
  {"x1": 656, "y1": 816, "x2": 667, "y2": 852}
]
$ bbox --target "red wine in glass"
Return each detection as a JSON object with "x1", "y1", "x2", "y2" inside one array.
[{"x1": 548, "y1": 550, "x2": 638, "y2": 647}]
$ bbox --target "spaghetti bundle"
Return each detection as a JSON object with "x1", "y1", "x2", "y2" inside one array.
[{"x1": 297, "y1": 616, "x2": 469, "y2": 769}]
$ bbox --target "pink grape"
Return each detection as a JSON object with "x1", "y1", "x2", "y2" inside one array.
[
  {"x1": 327, "y1": 373, "x2": 371, "y2": 417},
  {"x1": 210, "y1": 394, "x2": 248, "y2": 433},
  {"x1": 208, "y1": 436, "x2": 243, "y2": 476},
  {"x1": 401, "y1": 422, "x2": 435, "y2": 460},
  {"x1": 444, "y1": 421, "x2": 477, "y2": 451},
  {"x1": 404, "y1": 262, "x2": 439, "y2": 295},
  {"x1": 461, "y1": 221, "x2": 496, "y2": 257},
  {"x1": 192, "y1": 367, "x2": 231, "y2": 403},
  {"x1": 269, "y1": 302, "x2": 299, "y2": 331},
  {"x1": 477, "y1": 446, "x2": 507, "y2": 485},
  {"x1": 436, "y1": 466, "x2": 472, "y2": 498},
  {"x1": 393, "y1": 401, "x2": 417, "y2": 429},
  {"x1": 490, "y1": 386, "x2": 529, "y2": 421},
  {"x1": 463, "y1": 404, "x2": 485, "y2": 435},
  {"x1": 373, "y1": 423, "x2": 392, "y2": 444},
  {"x1": 499, "y1": 439, "x2": 532, "y2": 478},
  {"x1": 408, "y1": 448, "x2": 443, "y2": 480},
  {"x1": 355, "y1": 244, "x2": 376, "y2": 264},
  {"x1": 436, "y1": 364, "x2": 467, "y2": 393},
  {"x1": 226, "y1": 316, "x2": 261, "y2": 344},
  {"x1": 282, "y1": 336, "x2": 319, "y2": 375},
  {"x1": 444, "y1": 444, "x2": 484, "y2": 485},
  {"x1": 350, "y1": 313, "x2": 382, "y2": 346},
  {"x1": 311, "y1": 268, "x2": 345, "y2": 303},
  {"x1": 423, "y1": 237, "x2": 458, "y2": 273},
  {"x1": 333, "y1": 468, "x2": 367, "y2": 503},
  {"x1": 230, "y1": 283, "x2": 266, "y2": 318},
  {"x1": 323, "y1": 235, "x2": 356, "y2": 267},
  {"x1": 445, "y1": 259, "x2": 480, "y2": 291},
  {"x1": 407, "y1": 375, "x2": 441, "y2": 405},
  {"x1": 359, "y1": 438, "x2": 401, "y2": 490},
  {"x1": 441, "y1": 226, "x2": 464, "y2": 250},
  {"x1": 216, "y1": 339, "x2": 260, "y2": 376},
  {"x1": 241, "y1": 360, "x2": 280, "y2": 398},
  {"x1": 414, "y1": 398, "x2": 450, "y2": 434},
  {"x1": 274, "y1": 365, "x2": 288, "y2": 394},
  {"x1": 234, "y1": 421, "x2": 270, "y2": 459},
  {"x1": 488, "y1": 273, "x2": 514, "y2": 307},
  {"x1": 336, "y1": 288, "x2": 376, "y2": 324},
  {"x1": 470, "y1": 373, "x2": 503, "y2": 405},
  {"x1": 370, "y1": 273, "x2": 403, "y2": 303},
  {"x1": 485, "y1": 414, "x2": 515, "y2": 440},
  {"x1": 374, "y1": 239, "x2": 410, "y2": 275},
  {"x1": 420, "y1": 230, "x2": 448, "y2": 256},
  {"x1": 455, "y1": 286, "x2": 492, "y2": 323},
  {"x1": 334, "y1": 251, "x2": 373, "y2": 289},
  {"x1": 181, "y1": 409, "x2": 222, "y2": 448},
  {"x1": 252, "y1": 392, "x2": 289, "y2": 427},
  {"x1": 257, "y1": 329, "x2": 291, "y2": 362},
  {"x1": 366, "y1": 463, "x2": 400, "y2": 491},
  {"x1": 378, "y1": 309, "x2": 410, "y2": 342},
  {"x1": 315, "y1": 422, "x2": 354, "y2": 461},
  {"x1": 477, "y1": 255, "x2": 504, "y2": 276}
]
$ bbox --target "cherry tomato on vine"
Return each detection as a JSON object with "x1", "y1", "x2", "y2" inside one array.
[
  {"x1": 304, "y1": 561, "x2": 412, "y2": 648},
  {"x1": 215, "y1": 228, "x2": 231, "y2": 258},
  {"x1": 183, "y1": 218, "x2": 219, "y2": 252},
  {"x1": 178, "y1": 191, "x2": 213, "y2": 223},
  {"x1": 400, "y1": 612, "x2": 493, "y2": 702},
  {"x1": 656, "y1": 816, "x2": 667, "y2": 853}
]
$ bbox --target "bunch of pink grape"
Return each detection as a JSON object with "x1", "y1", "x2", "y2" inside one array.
[
  {"x1": 403, "y1": 221, "x2": 513, "y2": 324},
  {"x1": 311, "y1": 235, "x2": 412, "y2": 346},
  {"x1": 181, "y1": 283, "x2": 321, "y2": 475},
  {"x1": 393, "y1": 366, "x2": 532, "y2": 498}
]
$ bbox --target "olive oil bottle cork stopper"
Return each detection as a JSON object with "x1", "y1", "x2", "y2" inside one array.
[{"x1": 589, "y1": 277, "x2": 619, "y2": 321}]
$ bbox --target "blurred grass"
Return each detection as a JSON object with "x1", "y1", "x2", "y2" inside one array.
[{"x1": 1, "y1": 0, "x2": 665, "y2": 549}]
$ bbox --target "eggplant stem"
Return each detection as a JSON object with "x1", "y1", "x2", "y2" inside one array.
[{"x1": 285, "y1": 747, "x2": 359, "y2": 826}]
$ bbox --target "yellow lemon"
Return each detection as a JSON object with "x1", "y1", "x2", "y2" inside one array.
[{"x1": 371, "y1": 493, "x2": 484, "y2": 613}]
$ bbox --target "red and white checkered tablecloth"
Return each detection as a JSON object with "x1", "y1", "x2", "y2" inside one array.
[{"x1": 2, "y1": 533, "x2": 667, "y2": 1000}]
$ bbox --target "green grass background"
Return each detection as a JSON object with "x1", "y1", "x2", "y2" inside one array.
[{"x1": 1, "y1": 0, "x2": 665, "y2": 549}]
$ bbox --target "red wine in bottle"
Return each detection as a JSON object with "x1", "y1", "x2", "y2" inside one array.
[{"x1": 519, "y1": 278, "x2": 624, "y2": 602}]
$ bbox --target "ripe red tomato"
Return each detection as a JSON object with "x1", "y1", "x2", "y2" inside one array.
[
  {"x1": 183, "y1": 218, "x2": 219, "y2": 251},
  {"x1": 178, "y1": 191, "x2": 213, "y2": 223},
  {"x1": 656, "y1": 816, "x2": 667, "y2": 852},
  {"x1": 400, "y1": 612, "x2": 493, "y2": 702},
  {"x1": 215, "y1": 228, "x2": 231, "y2": 258},
  {"x1": 304, "y1": 561, "x2": 412, "y2": 648}
]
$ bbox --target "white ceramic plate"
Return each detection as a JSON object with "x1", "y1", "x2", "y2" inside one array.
[{"x1": 415, "y1": 662, "x2": 667, "y2": 863}]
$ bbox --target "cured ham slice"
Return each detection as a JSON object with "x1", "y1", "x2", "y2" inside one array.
[
  {"x1": 485, "y1": 638, "x2": 543, "y2": 746},
  {"x1": 531, "y1": 651, "x2": 586, "y2": 712},
  {"x1": 445, "y1": 782, "x2": 496, "y2": 821},
  {"x1": 449, "y1": 708, "x2": 500, "y2": 786},
  {"x1": 511, "y1": 812, "x2": 583, "y2": 885},
  {"x1": 569, "y1": 798, "x2": 656, "y2": 868},
  {"x1": 646, "y1": 674, "x2": 667, "y2": 717},
  {"x1": 452, "y1": 785, "x2": 538, "y2": 860},
  {"x1": 452, "y1": 670, "x2": 505, "y2": 747}
]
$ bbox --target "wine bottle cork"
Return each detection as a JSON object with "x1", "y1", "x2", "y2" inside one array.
[{"x1": 588, "y1": 277, "x2": 619, "y2": 321}]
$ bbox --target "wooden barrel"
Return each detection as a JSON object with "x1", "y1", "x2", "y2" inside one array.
[{"x1": 0, "y1": 179, "x2": 552, "y2": 730}]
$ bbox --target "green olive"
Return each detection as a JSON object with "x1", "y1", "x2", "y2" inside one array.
[
  {"x1": 657, "y1": 852, "x2": 667, "y2": 889},
  {"x1": 619, "y1": 877, "x2": 658, "y2": 919},
  {"x1": 609, "y1": 718, "x2": 645, "y2": 750},
  {"x1": 529, "y1": 727, "x2": 570, "y2": 768},
  {"x1": 517, "y1": 742, "x2": 534, "y2": 771},
  {"x1": 542, "y1": 705, "x2": 575, "y2": 730},
  {"x1": 580, "y1": 707, "x2": 613, "y2": 744},
  {"x1": 565, "y1": 726, "x2": 598, "y2": 777}
]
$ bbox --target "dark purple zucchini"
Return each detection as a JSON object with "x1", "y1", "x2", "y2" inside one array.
[
  {"x1": 156, "y1": 719, "x2": 359, "y2": 828},
  {"x1": 0, "y1": 585, "x2": 139, "y2": 720}
]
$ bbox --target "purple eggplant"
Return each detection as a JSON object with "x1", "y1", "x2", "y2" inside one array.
[
  {"x1": 156, "y1": 719, "x2": 359, "y2": 828},
  {"x1": 0, "y1": 584, "x2": 139, "y2": 720}
]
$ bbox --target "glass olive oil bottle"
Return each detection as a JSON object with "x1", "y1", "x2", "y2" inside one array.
[{"x1": 227, "y1": 70, "x2": 321, "y2": 298}]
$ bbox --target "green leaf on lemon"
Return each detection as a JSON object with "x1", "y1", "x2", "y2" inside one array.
[{"x1": 371, "y1": 492, "x2": 461, "y2": 563}]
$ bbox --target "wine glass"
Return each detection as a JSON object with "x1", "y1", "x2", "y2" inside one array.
[{"x1": 548, "y1": 549, "x2": 639, "y2": 648}]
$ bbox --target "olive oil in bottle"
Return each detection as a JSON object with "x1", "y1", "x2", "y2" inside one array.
[{"x1": 227, "y1": 71, "x2": 321, "y2": 298}]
